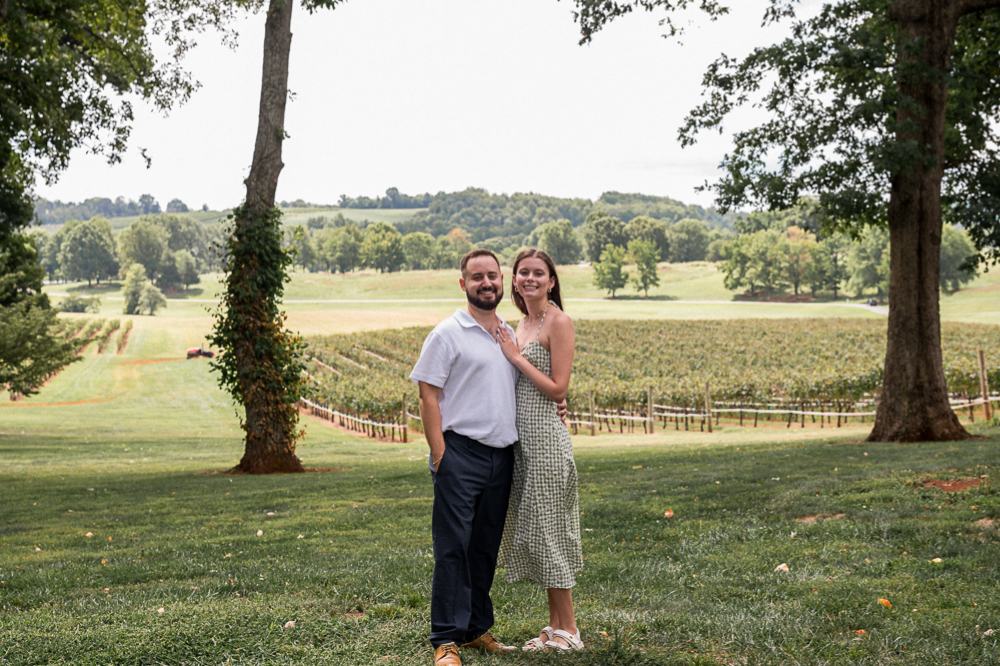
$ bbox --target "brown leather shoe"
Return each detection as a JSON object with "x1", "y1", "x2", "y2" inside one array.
[
  {"x1": 461, "y1": 631, "x2": 517, "y2": 654},
  {"x1": 434, "y1": 642, "x2": 462, "y2": 665}
]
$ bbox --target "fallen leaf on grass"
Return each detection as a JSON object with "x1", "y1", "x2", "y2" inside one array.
[
  {"x1": 266, "y1": 512, "x2": 275, "y2": 516},
  {"x1": 664, "y1": 510, "x2": 674, "y2": 518},
  {"x1": 984, "y1": 629, "x2": 995, "y2": 636},
  {"x1": 284, "y1": 621, "x2": 296, "y2": 629},
  {"x1": 599, "y1": 631, "x2": 608, "y2": 637},
  {"x1": 256, "y1": 530, "x2": 263, "y2": 537},
  {"x1": 224, "y1": 553, "x2": 232, "y2": 558},
  {"x1": 34, "y1": 546, "x2": 41, "y2": 552},
  {"x1": 931, "y1": 557, "x2": 943, "y2": 563},
  {"x1": 85, "y1": 533, "x2": 94, "y2": 538},
  {"x1": 100, "y1": 559, "x2": 107, "y2": 564},
  {"x1": 878, "y1": 598, "x2": 892, "y2": 609},
  {"x1": 775, "y1": 563, "x2": 789, "y2": 572},
  {"x1": 632, "y1": 465, "x2": 642, "y2": 469},
  {"x1": 157, "y1": 608, "x2": 164, "y2": 614},
  {"x1": 855, "y1": 630, "x2": 868, "y2": 636},
  {"x1": 297, "y1": 535, "x2": 304, "y2": 539}
]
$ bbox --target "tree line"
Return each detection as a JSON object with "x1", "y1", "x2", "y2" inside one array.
[
  {"x1": 35, "y1": 195, "x2": 203, "y2": 225},
  {"x1": 284, "y1": 217, "x2": 475, "y2": 274},
  {"x1": 30, "y1": 214, "x2": 223, "y2": 296},
  {"x1": 584, "y1": 200, "x2": 979, "y2": 300},
  {"x1": 715, "y1": 203, "x2": 978, "y2": 300},
  {"x1": 338, "y1": 187, "x2": 736, "y2": 245},
  {"x1": 336, "y1": 187, "x2": 434, "y2": 210}
]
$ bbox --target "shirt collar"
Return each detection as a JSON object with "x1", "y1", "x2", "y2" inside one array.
[{"x1": 454, "y1": 308, "x2": 508, "y2": 331}]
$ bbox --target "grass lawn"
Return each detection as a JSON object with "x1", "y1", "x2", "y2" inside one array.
[{"x1": 3, "y1": 310, "x2": 1000, "y2": 664}]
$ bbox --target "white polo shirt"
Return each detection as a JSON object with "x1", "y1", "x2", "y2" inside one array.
[{"x1": 409, "y1": 309, "x2": 519, "y2": 448}]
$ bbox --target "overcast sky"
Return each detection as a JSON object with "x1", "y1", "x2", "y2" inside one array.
[{"x1": 37, "y1": 0, "x2": 809, "y2": 210}]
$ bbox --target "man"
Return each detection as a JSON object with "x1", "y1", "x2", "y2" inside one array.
[{"x1": 410, "y1": 249, "x2": 520, "y2": 665}]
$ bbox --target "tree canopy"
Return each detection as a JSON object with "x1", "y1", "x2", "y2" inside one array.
[
  {"x1": 568, "y1": 0, "x2": 1000, "y2": 441},
  {"x1": 0, "y1": 0, "x2": 235, "y2": 238}
]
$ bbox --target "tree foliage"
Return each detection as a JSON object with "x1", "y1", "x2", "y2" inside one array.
[
  {"x1": 118, "y1": 220, "x2": 167, "y2": 279},
  {"x1": 0, "y1": 234, "x2": 77, "y2": 396},
  {"x1": 667, "y1": 218, "x2": 711, "y2": 263},
  {"x1": 627, "y1": 239, "x2": 660, "y2": 296},
  {"x1": 57, "y1": 218, "x2": 118, "y2": 286},
  {"x1": 139, "y1": 282, "x2": 167, "y2": 316},
  {"x1": 122, "y1": 264, "x2": 148, "y2": 315},
  {"x1": 939, "y1": 224, "x2": 978, "y2": 292},
  {"x1": 593, "y1": 244, "x2": 629, "y2": 297},
  {"x1": 583, "y1": 212, "x2": 628, "y2": 262},
  {"x1": 537, "y1": 219, "x2": 583, "y2": 265},
  {"x1": 624, "y1": 216, "x2": 670, "y2": 260},
  {"x1": 360, "y1": 222, "x2": 406, "y2": 273},
  {"x1": 0, "y1": 0, "x2": 235, "y2": 238},
  {"x1": 567, "y1": 0, "x2": 1000, "y2": 442}
]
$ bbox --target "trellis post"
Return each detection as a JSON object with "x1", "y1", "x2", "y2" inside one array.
[
  {"x1": 647, "y1": 386, "x2": 654, "y2": 434},
  {"x1": 589, "y1": 393, "x2": 596, "y2": 436},
  {"x1": 402, "y1": 394, "x2": 408, "y2": 443},
  {"x1": 979, "y1": 350, "x2": 992, "y2": 421},
  {"x1": 705, "y1": 381, "x2": 713, "y2": 433}
]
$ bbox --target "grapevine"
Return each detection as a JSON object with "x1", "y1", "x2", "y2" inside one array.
[{"x1": 302, "y1": 320, "x2": 1000, "y2": 427}]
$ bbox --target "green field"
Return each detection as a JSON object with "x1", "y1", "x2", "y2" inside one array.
[
  {"x1": 45, "y1": 262, "x2": 1000, "y2": 338},
  {"x1": 3, "y1": 305, "x2": 1000, "y2": 664}
]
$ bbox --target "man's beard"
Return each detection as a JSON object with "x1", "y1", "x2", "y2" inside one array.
[{"x1": 466, "y1": 283, "x2": 504, "y2": 311}]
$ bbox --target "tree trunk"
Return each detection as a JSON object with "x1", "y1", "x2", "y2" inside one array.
[
  {"x1": 230, "y1": 0, "x2": 304, "y2": 473},
  {"x1": 869, "y1": 0, "x2": 969, "y2": 442}
]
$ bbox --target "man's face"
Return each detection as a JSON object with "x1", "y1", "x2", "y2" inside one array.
[{"x1": 460, "y1": 256, "x2": 504, "y2": 312}]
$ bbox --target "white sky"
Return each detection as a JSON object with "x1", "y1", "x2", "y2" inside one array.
[{"x1": 36, "y1": 0, "x2": 808, "y2": 210}]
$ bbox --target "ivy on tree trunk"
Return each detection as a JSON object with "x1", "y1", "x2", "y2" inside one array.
[{"x1": 211, "y1": 0, "x2": 306, "y2": 474}]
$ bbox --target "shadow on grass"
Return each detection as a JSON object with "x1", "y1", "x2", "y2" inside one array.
[
  {"x1": 63, "y1": 282, "x2": 122, "y2": 295},
  {"x1": 599, "y1": 294, "x2": 681, "y2": 302},
  {"x1": 160, "y1": 287, "x2": 207, "y2": 299}
]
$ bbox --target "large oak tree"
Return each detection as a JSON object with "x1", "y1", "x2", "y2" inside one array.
[{"x1": 569, "y1": 0, "x2": 1000, "y2": 441}]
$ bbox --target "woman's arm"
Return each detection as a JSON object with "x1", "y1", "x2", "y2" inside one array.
[{"x1": 496, "y1": 315, "x2": 575, "y2": 403}]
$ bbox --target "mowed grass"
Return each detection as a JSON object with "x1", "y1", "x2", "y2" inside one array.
[{"x1": 4, "y1": 312, "x2": 1000, "y2": 664}]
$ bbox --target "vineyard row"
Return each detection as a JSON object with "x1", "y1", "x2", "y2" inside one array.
[{"x1": 300, "y1": 319, "x2": 1000, "y2": 440}]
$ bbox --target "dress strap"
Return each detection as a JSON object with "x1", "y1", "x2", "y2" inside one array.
[{"x1": 536, "y1": 301, "x2": 552, "y2": 343}]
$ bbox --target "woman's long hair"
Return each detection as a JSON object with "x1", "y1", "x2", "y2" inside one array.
[{"x1": 511, "y1": 248, "x2": 563, "y2": 316}]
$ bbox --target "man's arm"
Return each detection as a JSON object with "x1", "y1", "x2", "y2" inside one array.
[{"x1": 418, "y1": 381, "x2": 446, "y2": 471}]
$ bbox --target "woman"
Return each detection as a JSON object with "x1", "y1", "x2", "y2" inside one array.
[{"x1": 495, "y1": 248, "x2": 583, "y2": 652}]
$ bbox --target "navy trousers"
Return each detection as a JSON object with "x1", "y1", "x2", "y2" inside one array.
[{"x1": 429, "y1": 430, "x2": 514, "y2": 647}]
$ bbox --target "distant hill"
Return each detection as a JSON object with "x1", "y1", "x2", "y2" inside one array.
[
  {"x1": 347, "y1": 187, "x2": 737, "y2": 244},
  {"x1": 36, "y1": 188, "x2": 738, "y2": 243}
]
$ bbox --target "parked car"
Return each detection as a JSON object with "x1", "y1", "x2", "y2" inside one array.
[
  {"x1": 186, "y1": 347, "x2": 215, "y2": 359},
  {"x1": 867, "y1": 298, "x2": 878, "y2": 307}
]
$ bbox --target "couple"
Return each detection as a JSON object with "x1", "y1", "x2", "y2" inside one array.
[{"x1": 409, "y1": 248, "x2": 583, "y2": 665}]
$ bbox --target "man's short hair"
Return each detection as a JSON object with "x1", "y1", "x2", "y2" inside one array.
[{"x1": 460, "y1": 249, "x2": 501, "y2": 277}]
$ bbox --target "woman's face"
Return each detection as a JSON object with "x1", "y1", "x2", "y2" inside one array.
[{"x1": 514, "y1": 256, "x2": 555, "y2": 301}]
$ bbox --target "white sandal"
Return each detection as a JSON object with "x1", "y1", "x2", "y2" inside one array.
[
  {"x1": 545, "y1": 628, "x2": 585, "y2": 651},
  {"x1": 522, "y1": 626, "x2": 554, "y2": 651}
]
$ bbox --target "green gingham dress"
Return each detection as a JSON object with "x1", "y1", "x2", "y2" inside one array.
[{"x1": 497, "y1": 312, "x2": 582, "y2": 589}]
